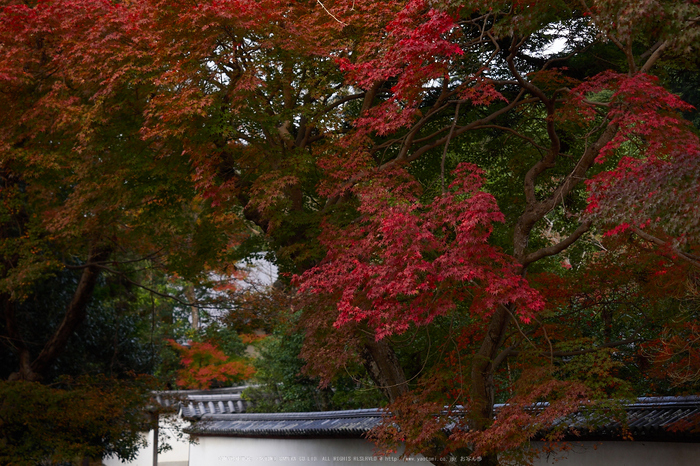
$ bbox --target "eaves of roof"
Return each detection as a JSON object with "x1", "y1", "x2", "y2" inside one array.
[
  {"x1": 555, "y1": 396, "x2": 700, "y2": 441},
  {"x1": 154, "y1": 386, "x2": 252, "y2": 417},
  {"x1": 157, "y1": 390, "x2": 700, "y2": 442},
  {"x1": 186, "y1": 409, "x2": 384, "y2": 438}
]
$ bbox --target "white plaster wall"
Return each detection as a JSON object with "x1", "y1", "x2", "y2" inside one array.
[
  {"x1": 103, "y1": 426, "x2": 700, "y2": 466},
  {"x1": 532, "y1": 441, "x2": 700, "y2": 466},
  {"x1": 189, "y1": 437, "x2": 434, "y2": 466}
]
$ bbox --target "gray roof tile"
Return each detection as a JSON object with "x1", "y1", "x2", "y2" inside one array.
[
  {"x1": 155, "y1": 389, "x2": 700, "y2": 441},
  {"x1": 154, "y1": 386, "x2": 252, "y2": 417},
  {"x1": 187, "y1": 409, "x2": 384, "y2": 438}
]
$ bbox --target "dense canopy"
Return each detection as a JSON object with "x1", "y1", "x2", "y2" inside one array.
[{"x1": 1, "y1": 0, "x2": 700, "y2": 464}]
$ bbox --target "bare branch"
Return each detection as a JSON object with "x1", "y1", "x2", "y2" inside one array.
[
  {"x1": 316, "y1": 0, "x2": 346, "y2": 26},
  {"x1": 544, "y1": 337, "x2": 642, "y2": 358},
  {"x1": 522, "y1": 220, "x2": 592, "y2": 267},
  {"x1": 62, "y1": 250, "x2": 165, "y2": 269},
  {"x1": 507, "y1": 337, "x2": 642, "y2": 360},
  {"x1": 323, "y1": 92, "x2": 366, "y2": 113},
  {"x1": 323, "y1": 92, "x2": 536, "y2": 211},
  {"x1": 640, "y1": 40, "x2": 669, "y2": 73},
  {"x1": 630, "y1": 226, "x2": 700, "y2": 269},
  {"x1": 403, "y1": 92, "x2": 534, "y2": 164},
  {"x1": 543, "y1": 41, "x2": 594, "y2": 70},
  {"x1": 441, "y1": 102, "x2": 460, "y2": 194}
]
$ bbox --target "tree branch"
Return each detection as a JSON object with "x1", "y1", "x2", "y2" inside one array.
[
  {"x1": 513, "y1": 121, "x2": 618, "y2": 261},
  {"x1": 640, "y1": 40, "x2": 668, "y2": 73},
  {"x1": 508, "y1": 337, "x2": 642, "y2": 360},
  {"x1": 630, "y1": 226, "x2": 700, "y2": 269},
  {"x1": 441, "y1": 102, "x2": 460, "y2": 194},
  {"x1": 522, "y1": 220, "x2": 592, "y2": 267},
  {"x1": 323, "y1": 92, "x2": 535, "y2": 211},
  {"x1": 323, "y1": 92, "x2": 366, "y2": 113},
  {"x1": 403, "y1": 92, "x2": 534, "y2": 164},
  {"x1": 29, "y1": 245, "x2": 112, "y2": 379}
]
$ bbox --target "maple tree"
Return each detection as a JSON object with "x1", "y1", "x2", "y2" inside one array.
[
  {"x1": 165, "y1": 322, "x2": 257, "y2": 389},
  {"x1": 2, "y1": 0, "x2": 700, "y2": 465},
  {"x1": 0, "y1": 0, "x2": 248, "y2": 460},
  {"x1": 286, "y1": 0, "x2": 700, "y2": 463},
  {"x1": 167, "y1": 339, "x2": 255, "y2": 389},
  {"x1": 0, "y1": 0, "x2": 242, "y2": 382}
]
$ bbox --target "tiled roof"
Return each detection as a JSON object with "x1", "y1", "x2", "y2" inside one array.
[
  {"x1": 187, "y1": 409, "x2": 384, "y2": 438},
  {"x1": 556, "y1": 396, "x2": 700, "y2": 440},
  {"x1": 180, "y1": 394, "x2": 700, "y2": 441},
  {"x1": 154, "y1": 386, "x2": 252, "y2": 417}
]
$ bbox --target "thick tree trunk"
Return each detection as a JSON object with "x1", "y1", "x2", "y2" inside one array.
[
  {"x1": 7, "y1": 245, "x2": 111, "y2": 381},
  {"x1": 361, "y1": 335, "x2": 409, "y2": 403},
  {"x1": 469, "y1": 305, "x2": 513, "y2": 466},
  {"x1": 361, "y1": 336, "x2": 472, "y2": 466}
]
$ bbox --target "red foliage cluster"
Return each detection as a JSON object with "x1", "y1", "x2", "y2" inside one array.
[
  {"x1": 168, "y1": 340, "x2": 255, "y2": 389},
  {"x1": 296, "y1": 164, "x2": 543, "y2": 340}
]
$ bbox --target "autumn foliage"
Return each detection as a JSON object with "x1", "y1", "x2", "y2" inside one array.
[
  {"x1": 2, "y1": 0, "x2": 700, "y2": 464},
  {"x1": 168, "y1": 340, "x2": 255, "y2": 389},
  {"x1": 297, "y1": 163, "x2": 543, "y2": 340},
  {"x1": 0, "y1": 376, "x2": 157, "y2": 465}
]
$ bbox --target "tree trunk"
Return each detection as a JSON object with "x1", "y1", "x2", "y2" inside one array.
[
  {"x1": 469, "y1": 304, "x2": 513, "y2": 466},
  {"x1": 361, "y1": 336, "x2": 409, "y2": 403},
  {"x1": 152, "y1": 412, "x2": 159, "y2": 466},
  {"x1": 185, "y1": 283, "x2": 199, "y2": 331},
  {"x1": 7, "y1": 245, "x2": 111, "y2": 381}
]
